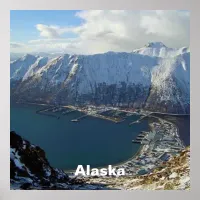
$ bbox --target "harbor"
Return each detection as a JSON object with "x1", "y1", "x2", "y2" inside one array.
[
  {"x1": 34, "y1": 104, "x2": 136, "y2": 123},
  {"x1": 22, "y1": 102, "x2": 155, "y2": 125},
  {"x1": 114, "y1": 116, "x2": 186, "y2": 176},
  {"x1": 12, "y1": 102, "x2": 189, "y2": 173},
  {"x1": 11, "y1": 103, "x2": 151, "y2": 170}
]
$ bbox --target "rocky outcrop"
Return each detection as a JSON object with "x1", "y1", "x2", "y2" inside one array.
[
  {"x1": 11, "y1": 131, "x2": 69, "y2": 189},
  {"x1": 10, "y1": 131, "x2": 104, "y2": 190}
]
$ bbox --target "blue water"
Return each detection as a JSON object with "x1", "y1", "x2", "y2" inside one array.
[{"x1": 10, "y1": 103, "x2": 149, "y2": 170}]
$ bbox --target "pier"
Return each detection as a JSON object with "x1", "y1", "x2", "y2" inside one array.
[
  {"x1": 132, "y1": 132, "x2": 149, "y2": 144},
  {"x1": 36, "y1": 106, "x2": 55, "y2": 113},
  {"x1": 36, "y1": 106, "x2": 60, "y2": 119},
  {"x1": 71, "y1": 114, "x2": 88, "y2": 122},
  {"x1": 62, "y1": 105, "x2": 125, "y2": 123}
]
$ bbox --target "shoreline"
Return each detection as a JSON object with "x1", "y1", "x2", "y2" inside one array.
[
  {"x1": 150, "y1": 115, "x2": 186, "y2": 148},
  {"x1": 64, "y1": 118, "x2": 151, "y2": 174},
  {"x1": 16, "y1": 102, "x2": 130, "y2": 123},
  {"x1": 64, "y1": 115, "x2": 185, "y2": 175},
  {"x1": 95, "y1": 115, "x2": 186, "y2": 177},
  {"x1": 14, "y1": 101, "x2": 187, "y2": 176}
]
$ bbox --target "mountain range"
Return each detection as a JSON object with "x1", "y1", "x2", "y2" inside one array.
[{"x1": 10, "y1": 42, "x2": 190, "y2": 114}]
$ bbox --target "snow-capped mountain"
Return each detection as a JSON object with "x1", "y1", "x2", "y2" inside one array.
[
  {"x1": 10, "y1": 54, "x2": 38, "y2": 81},
  {"x1": 10, "y1": 42, "x2": 190, "y2": 114},
  {"x1": 22, "y1": 56, "x2": 48, "y2": 81},
  {"x1": 133, "y1": 42, "x2": 190, "y2": 58}
]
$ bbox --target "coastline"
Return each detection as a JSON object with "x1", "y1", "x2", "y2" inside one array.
[
  {"x1": 150, "y1": 115, "x2": 186, "y2": 148},
  {"x1": 14, "y1": 101, "x2": 187, "y2": 176},
  {"x1": 16, "y1": 102, "x2": 129, "y2": 123},
  {"x1": 101, "y1": 115, "x2": 186, "y2": 176},
  {"x1": 64, "y1": 118, "x2": 151, "y2": 174},
  {"x1": 97, "y1": 115, "x2": 185, "y2": 174}
]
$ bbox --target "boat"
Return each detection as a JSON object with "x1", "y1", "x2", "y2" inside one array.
[{"x1": 71, "y1": 119, "x2": 79, "y2": 122}]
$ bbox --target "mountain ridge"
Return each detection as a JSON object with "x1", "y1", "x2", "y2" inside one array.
[{"x1": 10, "y1": 42, "x2": 190, "y2": 114}]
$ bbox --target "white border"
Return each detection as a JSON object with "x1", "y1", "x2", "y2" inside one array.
[{"x1": 0, "y1": 0, "x2": 199, "y2": 199}]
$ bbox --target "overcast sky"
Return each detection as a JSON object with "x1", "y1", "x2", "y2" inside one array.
[{"x1": 10, "y1": 10, "x2": 190, "y2": 54}]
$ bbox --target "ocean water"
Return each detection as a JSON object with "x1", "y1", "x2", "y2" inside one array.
[{"x1": 10, "y1": 104, "x2": 149, "y2": 170}]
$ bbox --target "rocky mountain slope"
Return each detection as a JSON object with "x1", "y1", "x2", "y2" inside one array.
[
  {"x1": 10, "y1": 42, "x2": 190, "y2": 114},
  {"x1": 86, "y1": 147, "x2": 190, "y2": 190},
  {"x1": 10, "y1": 131, "x2": 190, "y2": 190},
  {"x1": 10, "y1": 131, "x2": 105, "y2": 190}
]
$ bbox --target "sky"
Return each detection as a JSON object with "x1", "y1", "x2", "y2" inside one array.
[{"x1": 10, "y1": 10, "x2": 190, "y2": 54}]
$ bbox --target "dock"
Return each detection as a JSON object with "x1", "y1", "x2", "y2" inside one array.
[
  {"x1": 34, "y1": 104, "x2": 137, "y2": 124},
  {"x1": 71, "y1": 114, "x2": 88, "y2": 122},
  {"x1": 36, "y1": 106, "x2": 56, "y2": 113},
  {"x1": 132, "y1": 131, "x2": 149, "y2": 144},
  {"x1": 36, "y1": 106, "x2": 60, "y2": 119}
]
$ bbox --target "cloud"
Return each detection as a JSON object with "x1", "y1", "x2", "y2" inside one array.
[
  {"x1": 36, "y1": 24, "x2": 61, "y2": 38},
  {"x1": 10, "y1": 42, "x2": 25, "y2": 48},
  {"x1": 11, "y1": 10, "x2": 190, "y2": 54},
  {"x1": 141, "y1": 11, "x2": 188, "y2": 36},
  {"x1": 35, "y1": 24, "x2": 74, "y2": 39},
  {"x1": 28, "y1": 38, "x2": 76, "y2": 44}
]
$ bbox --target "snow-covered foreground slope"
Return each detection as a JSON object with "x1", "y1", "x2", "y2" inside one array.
[
  {"x1": 10, "y1": 131, "x2": 107, "y2": 190},
  {"x1": 10, "y1": 42, "x2": 190, "y2": 114}
]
